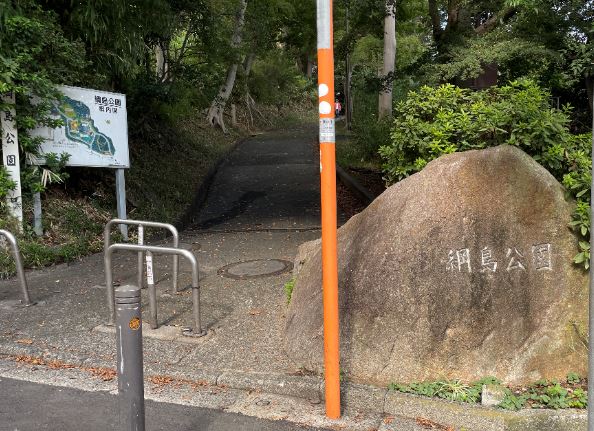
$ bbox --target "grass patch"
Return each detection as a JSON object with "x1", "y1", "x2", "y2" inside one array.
[
  {"x1": 389, "y1": 376, "x2": 500, "y2": 404},
  {"x1": 284, "y1": 277, "x2": 296, "y2": 304},
  {"x1": 0, "y1": 195, "x2": 112, "y2": 279},
  {"x1": 388, "y1": 373, "x2": 588, "y2": 410},
  {"x1": 125, "y1": 114, "x2": 241, "y2": 223}
]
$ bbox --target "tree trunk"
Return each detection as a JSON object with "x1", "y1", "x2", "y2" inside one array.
[
  {"x1": 378, "y1": 0, "x2": 396, "y2": 119},
  {"x1": 155, "y1": 43, "x2": 169, "y2": 82},
  {"x1": 243, "y1": 53, "x2": 257, "y2": 128},
  {"x1": 428, "y1": 0, "x2": 442, "y2": 42},
  {"x1": 306, "y1": 54, "x2": 314, "y2": 78},
  {"x1": 344, "y1": 2, "x2": 353, "y2": 130},
  {"x1": 586, "y1": 75, "x2": 593, "y2": 115},
  {"x1": 206, "y1": 0, "x2": 248, "y2": 132},
  {"x1": 345, "y1": 55, "x2": 353, "y2": 130},
  {"x1": 231, "y1": 103, "x2": 237, "y2": 127},
  {"x1": 206, "y1": 63, "x2": 239, "y2": 133}
]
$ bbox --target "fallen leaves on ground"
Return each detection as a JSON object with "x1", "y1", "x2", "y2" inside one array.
[
  {"x1": 415, "y1": 417, "x2": 455, "y2": 431},
  {"x1": 150, "y1": 375, "x2": 175, "y2": 386},
  {"x1": 15, "y1": 355, "x2": 45, "y2": 365},
  {"x1": 16, "y1": 339, "x2": 34, "y2": 345},
  {"x1": 47, "y1": 360, "x2": 76, "y2": 370},
  {"x1": 8, "y1": 355, "x2": 218, "y2": 395},
  {"x1": 86, "y1": 367, "x2": 117, "y2": 381},
  {"x1": 12, "y1": 355, "x2": 116, "y2": 381}
]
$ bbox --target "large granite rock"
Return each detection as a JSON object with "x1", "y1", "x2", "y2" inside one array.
[{"x1": 284, "y1": 145, "x2": 588, "y2": 386}]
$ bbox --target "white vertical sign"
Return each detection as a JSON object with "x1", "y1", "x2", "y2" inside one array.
[{"x1": 1, "y1": 92, "x2": 23, "y2": 226}]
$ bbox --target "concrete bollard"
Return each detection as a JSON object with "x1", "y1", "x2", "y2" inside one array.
[{"x1": 115, "y1": 284, "x2": 145, "y2": 431}]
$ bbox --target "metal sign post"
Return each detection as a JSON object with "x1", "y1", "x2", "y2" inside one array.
[
  {"x1": 33, "y1": 192, "x2": 43, "y2": 236},
  {"x1": 1, "y1": 92, "x2": 23, "y2": 229},
  {"x1": 317, "y1": 0, "x2": 341, "y2": 419},
  {"x1": 115, "y1": 169, "x2": 128, "y2": 240},
  {"x1": 588, "y1": 104, "x2": 594, "y2": 431}
]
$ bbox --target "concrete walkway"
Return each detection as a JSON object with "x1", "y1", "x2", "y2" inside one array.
[{"x1": 0, "y1": 125, "x2": 423, "y2": 430}]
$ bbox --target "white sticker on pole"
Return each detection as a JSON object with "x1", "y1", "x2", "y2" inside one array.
[
  {"x1": 138, "y1": 225, "x2": 144, "y2": 245},
  {"x1": 1, "y1": 92, "x2": 23, "y2": 225},
  {"x1": 319, "y1": 118, "x2": 335, "y2": 143},
  {"x1": 146, "y1": 255, "x2": 154, "y2": 285},
  {"x1": 316, "y1": 0, "x2": 331, "y2": 49}
]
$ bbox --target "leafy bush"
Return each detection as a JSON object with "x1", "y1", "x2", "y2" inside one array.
[
  {"x1": 249, "y1": 52, "x2": 315, "y2": 109},
  {"x1": 348, "y1": 115, "x2": 392, "y2": 167},
  {"x1": 379, "y1": 80, "x2": 592, "y2": 268},
  {"x1": 499, "y1": 375, "x2": 588, "y2": 410},
  {"x1": 0, "y1": 2, "x2": 87, "y2": 215}
]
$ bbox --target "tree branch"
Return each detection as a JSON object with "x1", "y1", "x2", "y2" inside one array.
[
  {"x1": 474, "y1": 7, "x2": 517, "y2": 35},
  {"x1": 428, "y1": 0, "x2": 442, "y2": 41}
]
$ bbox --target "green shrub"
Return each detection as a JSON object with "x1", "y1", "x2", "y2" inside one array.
[
  {"x1": 379, "y1": 79, "x2": 592, "y2": 268},
  {"x1": 249, "y1": 52, "x2": 315, "y2": 109},
  {"x1": 350, "y1": 116, "x2": 392, "y2": 167}
]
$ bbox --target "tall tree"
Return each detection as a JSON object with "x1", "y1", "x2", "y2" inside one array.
[
  {"x1": 205, "y1": 0, "x2": 248, "y2": 132},
  {"x1": 379, "y1": 0, "x2": 396, "y2": 118}
]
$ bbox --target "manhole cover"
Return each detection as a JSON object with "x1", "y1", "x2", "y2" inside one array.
[{"x1": 218, "y1": 259, "x2": 293, "y2": 280}]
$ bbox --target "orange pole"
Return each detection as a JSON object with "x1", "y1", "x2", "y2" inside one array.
[{"x1": 316, "y1": 0, "x2": 340, "y2": 419}]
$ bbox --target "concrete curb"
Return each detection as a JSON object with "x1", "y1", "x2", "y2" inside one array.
[
  {"x1": 335, "y1": 164, "x2": 375, "y2": 205},
  {"x1": 216, "y1": 372, "x2": 586, "y2": 430},
  {"x1": 0, "y1": 340, "x2": 585, "y2": 430},
  {"x1": 315, "y1": 132, "x2": 376, "y2": 207}
]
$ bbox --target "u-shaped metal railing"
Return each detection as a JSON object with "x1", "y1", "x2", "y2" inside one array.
[
  {"x1": 105, "y1": 243, "x2": 206, "y2": 337},
  {"x1": 104, "y1": 219, "x2": 180, "y2": 293},
  {"x1": 0, "y1": 229, "x2": 32, "y2": 306}
]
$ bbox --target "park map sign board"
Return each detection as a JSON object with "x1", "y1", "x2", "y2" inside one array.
[
  {"x1": 0, "y1": 86, "x2": 131, "y2": 237},
  {"x1": 31, "y1": 85, "x2": 129, "y2": 168}
]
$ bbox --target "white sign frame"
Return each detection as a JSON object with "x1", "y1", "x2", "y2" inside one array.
[{"x1": 31, "y1": 85, "x2": 130, "y2": 169}]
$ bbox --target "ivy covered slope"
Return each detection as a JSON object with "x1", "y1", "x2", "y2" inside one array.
[{"x1": 379, "y1": 80, "x2": 592, "y2": 268}]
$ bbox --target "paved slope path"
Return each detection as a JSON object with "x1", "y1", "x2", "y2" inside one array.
[{"x1": 193, "y1": 123, "x2": 346, "y2": 231}]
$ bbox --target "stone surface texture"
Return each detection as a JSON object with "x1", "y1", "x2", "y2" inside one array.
[{"x1": 284, "y1": 145, "x2": 588, "y2": 386}]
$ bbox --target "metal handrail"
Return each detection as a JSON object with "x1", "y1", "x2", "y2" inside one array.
[
  {"x1": 0, "y1": 229, "x2": 32, "y2": 306},
  {"x1": 105, "y1": 243, "x2": 206, "y2": 337},
  {"x1": 104, "y1": 219, "x2": 180, "y2": 292}
]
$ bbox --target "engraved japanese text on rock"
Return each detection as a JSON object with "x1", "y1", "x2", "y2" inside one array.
[{"x1": 284, "y1": 145, "x2": 588, "y2": 386}]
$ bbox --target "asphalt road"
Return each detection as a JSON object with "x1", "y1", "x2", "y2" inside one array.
[
  {"x1": 193, "y1": 124, "x2": 346, "y2": 231},
  {"x1": 0, "y1": 377, "x2": 330, "y2": 431}
]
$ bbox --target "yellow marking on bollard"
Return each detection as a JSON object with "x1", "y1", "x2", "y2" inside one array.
[{"x1": 129, "y1": 317, "x2": 141, "y2": 330}]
